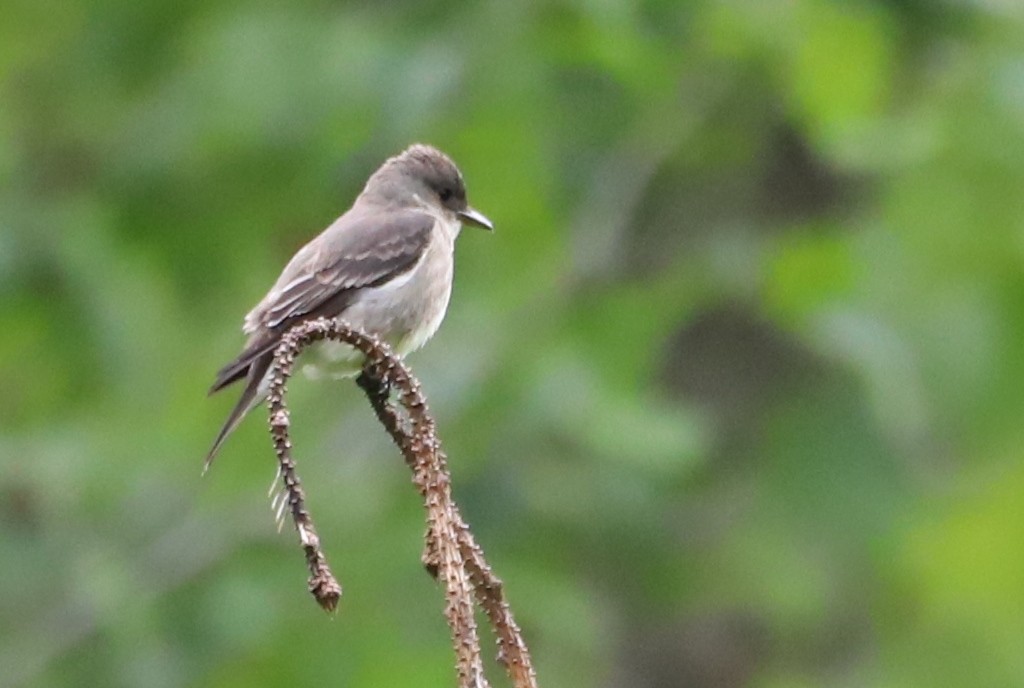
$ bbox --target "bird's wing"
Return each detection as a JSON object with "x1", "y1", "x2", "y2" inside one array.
[
  {"x1": 259, "y1": 208, "x2": 435, "y2": 330},
  {"x1": 209, "y1": 209, "x2": 434, "y2": 395},
  {"x1": 205, "y1": 208, "x2": 436, "y2": 470}
]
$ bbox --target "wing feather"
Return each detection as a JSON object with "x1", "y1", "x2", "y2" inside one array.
[
  {"x1": 257, "y1": 209, "x2": 435, "y2": 330},
  {"x1": 210, "y1": 208, "x2": 434, "y2": 396}
]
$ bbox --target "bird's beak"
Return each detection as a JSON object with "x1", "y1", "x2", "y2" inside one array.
[{"x1": 458, "y1": 207, "x2": 493, "y2": 231}]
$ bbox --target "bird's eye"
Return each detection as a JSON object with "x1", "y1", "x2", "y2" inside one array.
[{"x1": 439, "y1": 188, "x2": 453, "y2": 202}]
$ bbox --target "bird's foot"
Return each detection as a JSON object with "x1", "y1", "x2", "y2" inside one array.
[{"x1": 356, "y1": 369, "x2": 390, "y2": 402}]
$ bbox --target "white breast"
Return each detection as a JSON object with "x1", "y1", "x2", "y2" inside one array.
[{"x1": 308, "y1": 215, "x2": 458, "y2": 376}]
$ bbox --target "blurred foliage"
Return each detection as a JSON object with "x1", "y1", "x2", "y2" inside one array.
[{"x1": 2, "y1": 0, "x2": 1024, "y2": 686}]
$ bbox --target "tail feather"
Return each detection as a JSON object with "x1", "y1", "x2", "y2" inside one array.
[
  {"x1": 204, "y1": 353, "x2": 273, "y2": 473},
  {"x1": 209, "y1": 337, "x2": 280, "y2": 395}
]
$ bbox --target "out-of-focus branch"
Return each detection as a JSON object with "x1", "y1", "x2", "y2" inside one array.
[{"x1": 265, "y1": 317, "x2": 537, "y2": 688}]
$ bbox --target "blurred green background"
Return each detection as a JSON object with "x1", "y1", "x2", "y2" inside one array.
[{"x1": 3, "y1": 1, "x2": 1024, "y2": 686}]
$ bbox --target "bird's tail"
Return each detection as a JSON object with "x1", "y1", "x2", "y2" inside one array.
[{"x1": 204, "y1": 353, "x2": 273, "y2": 474}]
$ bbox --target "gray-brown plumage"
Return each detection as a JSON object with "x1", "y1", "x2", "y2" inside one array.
[{"x1": 206, "y1": 144, "x2": 492, "y2": 470}]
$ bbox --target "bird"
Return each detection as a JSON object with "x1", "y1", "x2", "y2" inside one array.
[{"x1": 205, "y1": 144, "x2": 492, "y2": 471}]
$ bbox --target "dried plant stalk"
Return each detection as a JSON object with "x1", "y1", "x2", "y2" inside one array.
[
  {"x1": 265, "y1": 331, "x2": 342, "y2": 612},
  {"x1": 265, "y1": 317, "x2": 537, "y2": 688},
  {"x1": 357, "y1": 372, "x2": 537, "y2": 688}
]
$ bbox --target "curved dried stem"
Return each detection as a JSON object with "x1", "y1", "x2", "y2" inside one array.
[
  {"x1": 265, "y1": 330, "x2": 341, "y2": 612},
  {"x1": 265, "y1": 317, "x2": 537, "y2": 688}
]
